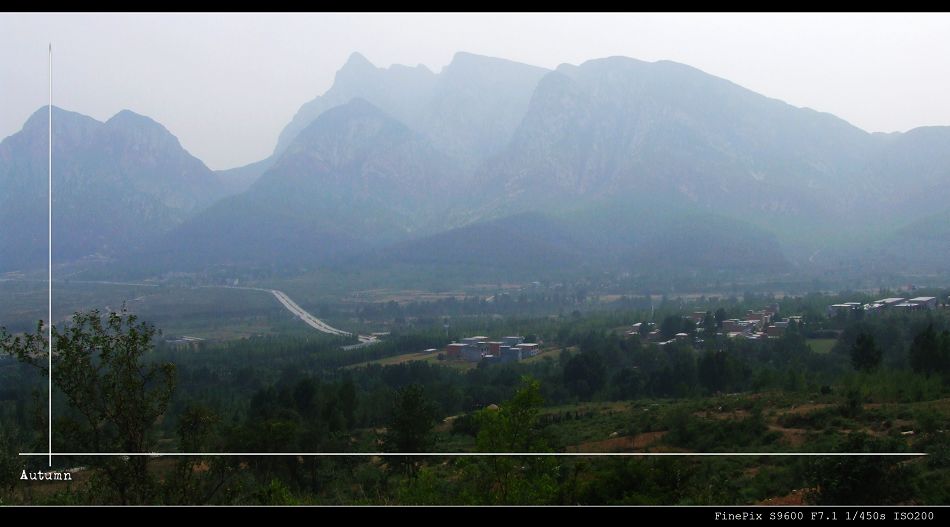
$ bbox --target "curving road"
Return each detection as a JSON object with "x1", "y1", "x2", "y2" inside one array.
[
  {"x1": 269, "y1": 289, "x2": 350, "y2": 336},
  {"x1": 210, "y1": 285, "x2": 376, "y2": 344}
]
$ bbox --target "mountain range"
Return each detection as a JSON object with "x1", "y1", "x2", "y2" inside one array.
[
  {"x1": 0, "y1": 107, "x2": 233, "y2": 271},
  {"x1": 2, "y1": 51, "x2": 948, "y2": 284}
]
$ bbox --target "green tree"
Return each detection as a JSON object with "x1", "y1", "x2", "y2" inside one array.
[
  {"x1": 714, "y1": 308, "x2": 727, "y2": 328},
  {"x1": 563, "y1": 351, "x2": 606, "y2": 399},
  {"x1": 1, "y1": 310, "x2": 176, "y2": 504},
  {"x1": 637, "y1": 322, "x2": 651, "y2": 337},
  {"x1": 908, "y1": 324, "x2": 950, "y2": 377},
  {"x1": 804, "y1": 434, "x2": 913, "y2": 504},
  {"x1": 463, "y1": 377, "x2": 558, "y2": 504},
  {"x1": 255, "y1": 478, "x2": 297, "y2": 505},
  {"x1": 660, "y1": 315, "x2": 683, "y2": 340},
  {"x1": 698, "y1": 350, "x2": 728, "y2": 394},
  {"x1": 162, "y1": 405, "x2": 231, "y2": 505},
  {"x1": 850, "y1": 332, "x2": 881, "y2": 372},
  {"x1": 682, "y1": 319, "x2": 697, "y2": 335},
  {"x1": 339, "y1": 378, "x2": 358, "y2": 428},
  {"x1": 0, "y1": 428, "x2": 22, "y2": 499},
  {"x1": 382, "y1": 384, "x2": 437, "y2": 478}
]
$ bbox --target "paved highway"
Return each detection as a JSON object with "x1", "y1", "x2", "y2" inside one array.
[
  {"x1": 269, "y1": 289, "x2": 349, "y2": 336},
  {"x1": 211, "y1": 285, "x2": 377, "y2": 344}
]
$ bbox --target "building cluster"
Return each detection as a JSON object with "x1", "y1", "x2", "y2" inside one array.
[
  {"x1": 443, "y1": 335, "x2": 540, "y2": 364},
  {"x1": 721, "y1": 308, "x2": 802, "y2": 341},
  {"x1": 625, "y1": 303, "x2": 803, "y2": 345},
  {"x1": 717, "y1": 304, "x2": 801, "y2": 340},
  {"x1": 625, "y1": 321, "x2": 698, "y2": 345},
  {"x1": 624, "y1": 322, "x2": 655, "y2": 339},
  {"x1": 827, "y1": 296, "x2": 938, "y2": 317}
]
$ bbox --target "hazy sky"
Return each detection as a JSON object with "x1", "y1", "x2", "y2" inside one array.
[{"x1": 2, "y1": 13, "x2": 949, "y2": 170}]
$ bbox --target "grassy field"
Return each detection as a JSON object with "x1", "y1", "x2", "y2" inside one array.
[
  {"x1": 807, "y1": 338, "x2": 838, "y2": 354},
  {"x1": 0, "y1": 281, "x2": 321, "y2": 340},
  {"x1": 345, "y1": 345, "x2": 563, "y2": 371},
  {"x1": 347, "y1": 350, "x2": 478, "y2": 371},
  {"x1": 522, "y1": 347, "x2": 565, "y2": 363}
]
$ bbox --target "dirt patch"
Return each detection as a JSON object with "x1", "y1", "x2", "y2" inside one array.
[
  {"x1": 892, "y1": 419, "x2": 915, "y2": 430},
  {"x1": 926, "y1": 397, "x2": 950, "y2": 411},
  {"x1": 434, "y1": 415, "x2": 459, "y2": 433},
  {"x1": 757, "y1": 488, "x2": 810, "y2": 505},
  {"x1": 598, "y1": 295, "x2": 625, "y2": 303},
  {"x1": 779, "y1": 403, "x2": 833, "y2": 416},
  {"x1": 568, "y1": 431, "x2": 668, "y2": 452},
  {"x1": 345, "y1": 350, "x2": 478, "y2": 371},
  {"x1": 768, "y1": 425, "x2": 809, "y2": 447},
  {"x1": 694, "y1": 409, "x2": 752, "y2": 420},
  {"x1": 643, "y1": 444, "x2": 692, "y2": 453}
]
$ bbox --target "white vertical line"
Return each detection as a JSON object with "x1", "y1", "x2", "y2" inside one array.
[{"x1": 48, "y1": 42, "x2": 53, "y2": 469}]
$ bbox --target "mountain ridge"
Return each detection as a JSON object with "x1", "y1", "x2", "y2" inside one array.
[{"x1": 3, "y1": 53, "x2": 949, "y2": 285}]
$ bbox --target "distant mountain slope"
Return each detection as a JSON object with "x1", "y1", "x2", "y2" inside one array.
[
  {"x1": 144, "y1": 99, "x2": 460, "y2": 270},
  {"x1": 898, "y1": 207, "x2": 950, "y2": 241},
  {"x1": 471, "y1": 58, "x2": 874, "y2": 233},
  {"x1": 352, "y1": 206, "x2": 788, "y2": 281},
  {"x1": 863, "y1": 126, "x2": 950, "y2": 217},
  {"x1": 364, "y1": 212, "x2": 587, "y2": 269},
  {"x1": 816, "y1": 207, "x2": 950, "y2": 279},
  {"x1": 275, "y1": 52, "x2": 436, "y2": 157},
  {"x1": 217, "y1": 52, "x2": 547, "y2": 199},
  {"x1": 214, "y1": 156, "x2": 276, "y2": 195},
  {"x1": 276, "y1": 52, "x2": 549, "y2": 170},
  {"x1": 625, "y1": 213, "x2": 790, "y2": 273},
  {"x1": 0, "y1": 106, "x2": 226, "y2": 272}
]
